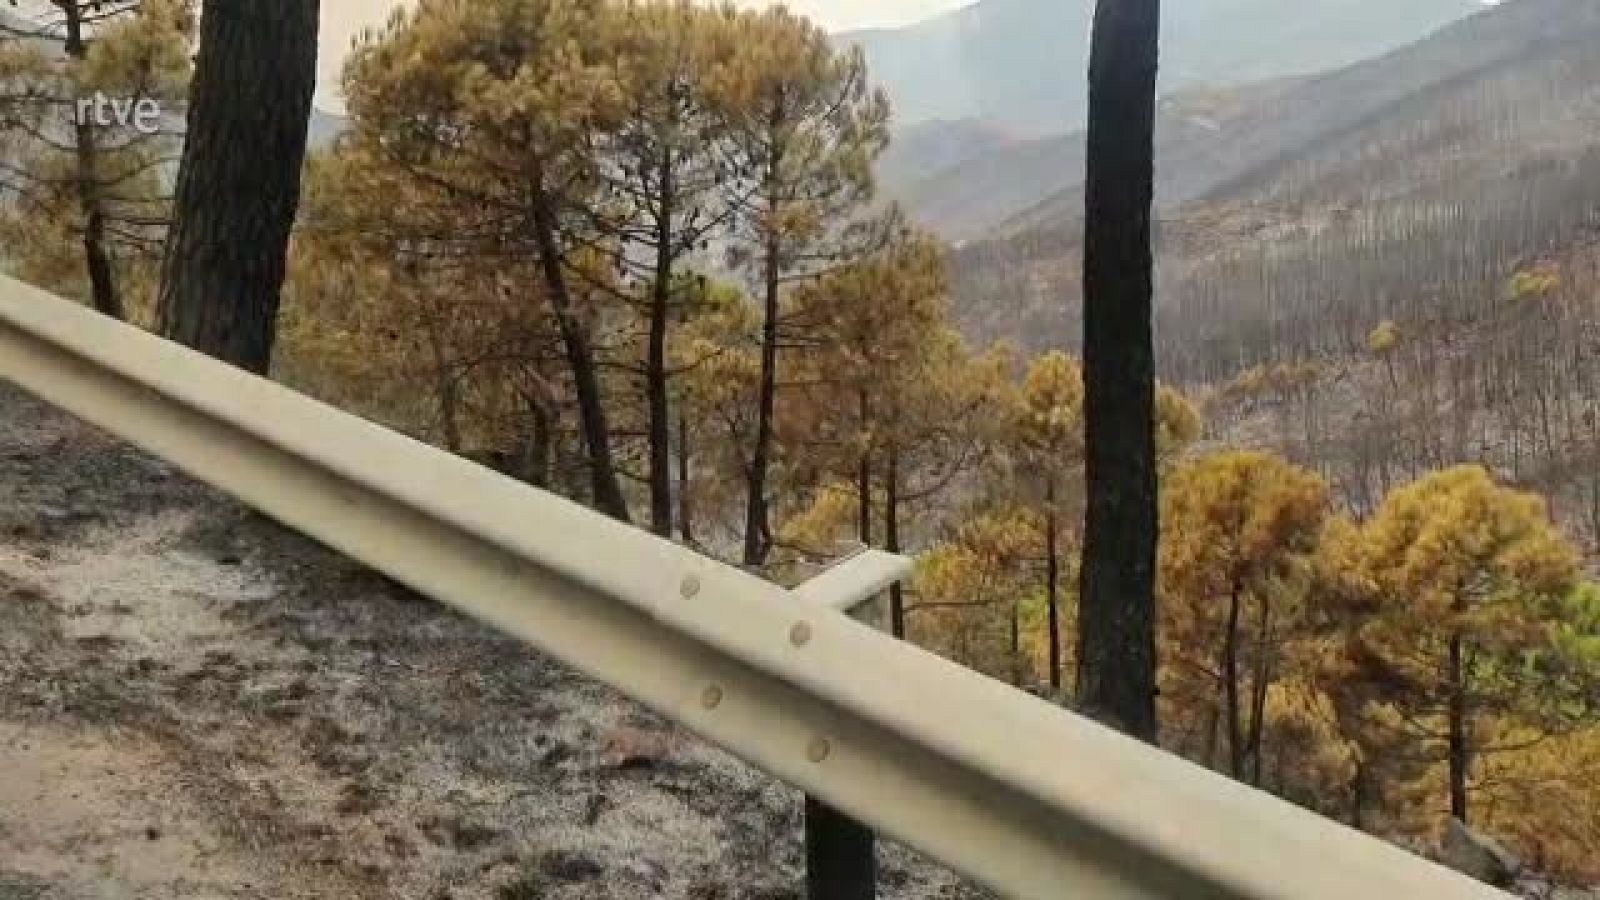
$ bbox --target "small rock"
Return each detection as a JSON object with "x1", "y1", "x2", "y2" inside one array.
[
  {"x1": 539, "y1": 740, "x2": 572, "y2": 768},
  {"x1": 598, "y1": 726, "x2": 677, "y2": 771},
  {"x1": 36, "y1": 504, "x2": 69, "y2": 522},
  {"x1": 583, "y1": 792, "x2": 607, "y2": 826},
  {"x1": 688, "y1": 880, "x2": 729, "y2": 900},
  {"x1": 540, "y1": 848, "x2": 604, "y2": 883},
  {"x1": 1441, "y1": 818, "x2": 1521, "y2": 888}
]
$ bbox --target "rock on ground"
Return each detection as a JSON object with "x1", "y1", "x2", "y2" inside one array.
[{"x1": 1441, "y1": 818, "x2": 1523, "y2": 888}]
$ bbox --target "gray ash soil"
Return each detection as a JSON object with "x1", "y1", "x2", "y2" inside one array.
[{"x1": 0, "y1": 385, "x2": 989, "y2": 900}]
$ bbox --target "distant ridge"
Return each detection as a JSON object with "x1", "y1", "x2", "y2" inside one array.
[
  {"x1": 846, "y1": 0, "x2": 1481, "y2": 135},
  {"x1": 946, "y1": 0, "x2": 1600, "y2": 369}
]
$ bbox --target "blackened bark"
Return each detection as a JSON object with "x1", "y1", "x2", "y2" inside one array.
[
  {"x1": 646, "y1": 146, "x2": 676, "y2": 537},
  {"x1": 1247, "y1": 594, "x2": 1275, "y2": 786},
  {"x1": 1010, "y1": 600, "x2": 1024, "y2": 686},
  {"x1": 63, "y1": 3, "x2": 122, "y2": 320},
  {"x1": 156, "y1": 0, "x2": 320, "y2": 374},
  {"x1": 1046, "y1": 479, "x2": 1063, "y2": 693},
  {"x1": 1223, "y1": 584, "x2": 1244, "y2": 778},
  {"x1": 1448, "y1": 631, "x2": 1471, "y2": 823},
  {"x1": 1350, "y1": 761, "x2": 1369, "y2": 830},
  {"x1": 743, "y1": 234, "x2": 781, "y2": 566},
  {"x1": 887, "y1": 446, "x2": 905, "y2": 639},
  {"x1": 528, "y1": 401, "x2": 552, "y2": 490},
  {"x1": 528, "y1": 182, "x2": 631, "y2": 524},
  {"x1": 80, "y1": 202, "x2": 121, "y2": 319},
  {"x1": 857, "y1": 389, "x2": 873, "y2": 544},
  {"x1": 422, "y1": 312, "x2": 462, "y2": 454},
  {"x1": 1203, "y1": 700, "x2": 1221, "y2": 770},
  {"x1": 1077, "y1": 0, "x2": 1162, "y2": 743},
  {"x1": 676, "y1": 407, "x2": 694, "y2": 543}
]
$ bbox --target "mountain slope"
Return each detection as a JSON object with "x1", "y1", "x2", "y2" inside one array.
[
  {"x1": 895, "y1": 76, "x2": 1306, "y2": 241},
  {"x1": 945, "y1": 0, "x2": 1600, "y2": 563},
  {"x1": 846, "y1": 0, "x2": 1480, "y2": 135},
  {"x1": 875, "y1": 117, "x2": 1022, "y2": 197},
  {"x1": 950, "y1": 0, "x2": 1600, "y2": 363}
]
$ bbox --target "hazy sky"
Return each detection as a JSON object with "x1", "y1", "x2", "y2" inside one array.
[{"x1": 318, "y1": 0, "x2": 974, "y2": 106}]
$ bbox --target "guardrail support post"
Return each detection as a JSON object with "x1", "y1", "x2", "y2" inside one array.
[
  {"x1": 806, "y1": 796, "x2": 877, "y2": 899},
  {"x1": 793, "y1": 550, "x2": 909, "y2": 900}
]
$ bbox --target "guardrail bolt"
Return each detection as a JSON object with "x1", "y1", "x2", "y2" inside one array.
[
  {"x1": 790, "y1": 621, "x2": 813, "y2": 647},
  {"x1": 701, "y1": 684, "x2": 723, "y2": 710},
  {"x1": 807, "y1": 737, "x2": 831, "y2": 763},
  {"x1": 680, "y1": 574, "x2": 701, "y2": 598}
]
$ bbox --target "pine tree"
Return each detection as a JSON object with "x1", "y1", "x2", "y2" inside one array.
[
  {"x1": 710, "y1": 7, "x2": 889, "y2": 566},
  {"x1": 0, "y1": 0, "x2": 190, "y2": 321},
  {"x1": 1159, "y1": 451, "x2": 1329, "y2": 781}
]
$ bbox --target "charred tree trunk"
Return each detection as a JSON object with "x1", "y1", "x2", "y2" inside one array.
[
  {"x1": 1247, "y1": 596, "x2": 1275, "y2": 787},
  {"x1": 1010, "y1": 600, "x2": 1024, "y2": 687},
  {"x1": 676, "y1": 407, "x2": 695, "y2": 543},
  {"x1": 64, "y1": 3, "x2": 123, "y2": 320},
  {"x1": 1077, "y1": 0, "x2": 1162, "y2": 743},
  {"x1": 857, "y1": 389, "x2": 873, "y2": 544},
  {"x1": 1046, "y1": 478, "x2": 1063, "y2": 693},
  {"x1": 1350, "y1": 760, "x2": 1369, "y2": 830},
  {"x1": 675, "y1": 297, "x2": 696, "y2": 543},
  {"x1": 157, "y1": 0, "x2": 320, "y2": 374},
  {"x1": 1203, "y1": 700, "x2": 1221, "y2": 770},
  {"x1": 887, "y1": 445, "x2": 905, "y2": 640},
  {"x1": 420, "y1": 302, "x2": 462, "y2": 454},
  {"x1": 743, "y1": 233, "x2": 781, "y2": 566},
  {"x1": 1448, "y1": 630, "x2": 1471, "y2": 823},
  {"x1": 646, "y1": 146, "x2": 676, "y2": 537},
  {"x1": 528, "y1": 400, "x2": 552, "y2": 490},
  {"x1": 528, "y1": 181, "x2": 630, "y2": 524},
  {"x1": 1223, "y1": 583, "x2": 1245, "y2": 779}
]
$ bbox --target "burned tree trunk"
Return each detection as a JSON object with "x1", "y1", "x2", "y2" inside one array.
[
  {"x1": 1077, "y1": 0, "x2": 1162, "y2": 743},
  {"x1": 156, "y1": 0, "x2": 321, "y2": 375},
  {"x1": 63, "y1": 2, "x2": 123, "y2": 320}
]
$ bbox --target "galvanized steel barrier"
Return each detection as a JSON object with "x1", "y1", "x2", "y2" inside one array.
[{"x1": 0, "y1": 274, "x2": 1510, "y2": 899}]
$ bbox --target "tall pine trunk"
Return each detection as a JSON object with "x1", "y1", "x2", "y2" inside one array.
[
  {"x1": 1246, "y1": 593, "x2": 1275, "y2": 786},
  {"x1": 857, "y1": 389, "x2": 873, "y2": 543},
  {"x1": 1223, "y1": 584, "x2": 1244, "y2": 778},
  {"x1": 1448, "y1": 631, "x2": 1471, "y2": 823},
  {"x1": 1045, "y1": 479, "x2": 1063, "y2": 693},
  {"x1": 1077, "y1": 0, "x2": 1162, "y2": 743},
  {"x1": 157, "y1": 0, "x2": 320, "y2": 375},
  {"x1": 743, "y1": 233, "x2": 781, "y2": 566},
  {"x1": 677, "y1": 407, "x2": 695, "y2": 543},
  {"x1": 887, "y1": 446, "x2": 905, "y2": 639},
  {"x1": 646, "y1": 146, "x2": 676, "y2": 537},
  {"x1": 64, "y1": 3, "x2": 123, "y2": 320},
  {"x1": 529, "y1": 181, "x2": 631, "y2": 524}
]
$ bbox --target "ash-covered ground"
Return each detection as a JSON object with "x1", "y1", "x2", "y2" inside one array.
[{"x1": 0, "y1": 385, "x2": 988, "y2": 900}]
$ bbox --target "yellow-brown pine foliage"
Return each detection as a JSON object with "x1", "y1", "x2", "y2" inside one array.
[
  {"x1": 1344, "y1": 466, "x2": 1585, "y2": 838},
  {"x1": 1158, "y1": 451, "x2": 1329, "y2": 776}
]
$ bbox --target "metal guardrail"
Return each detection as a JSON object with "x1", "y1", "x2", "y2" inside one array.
[{"x1": 0, "y1": 275, "x2": 1511, "y2": 899}]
